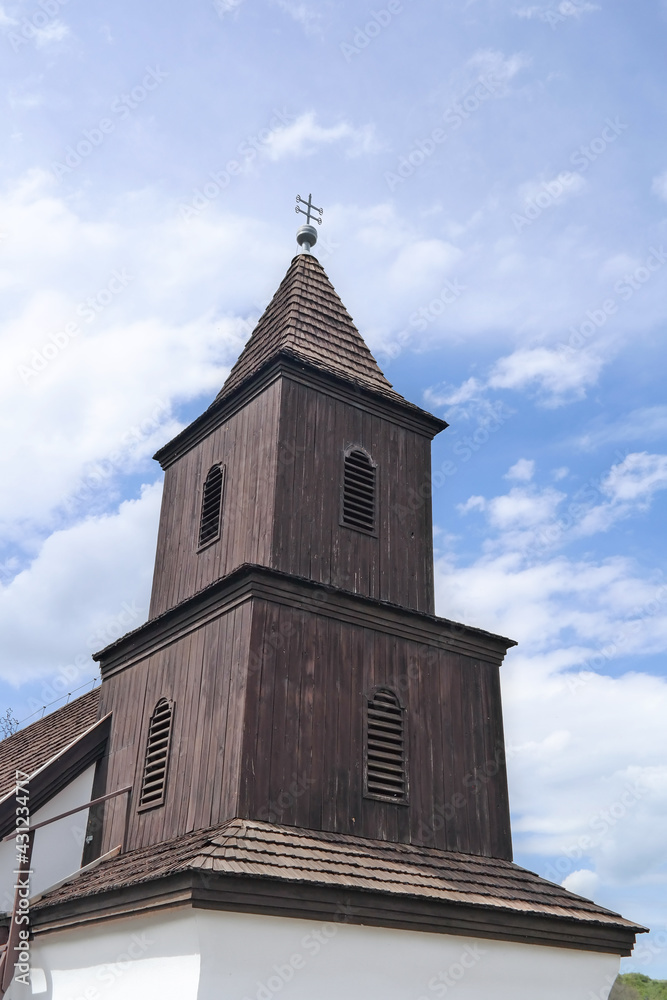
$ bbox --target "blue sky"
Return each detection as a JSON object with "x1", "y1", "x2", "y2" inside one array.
[{"x1": 1, "y1": 0, "x2": 666, "y2": 978}]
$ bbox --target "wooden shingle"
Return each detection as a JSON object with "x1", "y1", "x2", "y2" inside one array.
[{"x1": 214, "y1": 253, "x2": 405, "y2": 405}]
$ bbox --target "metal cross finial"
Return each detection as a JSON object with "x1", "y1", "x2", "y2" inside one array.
[
  {"x1": 295, "y1": 194, "x2": 323, "y2": 254},
  {"x1": 295, "y1": 193, "x2": 323, "y2": 226}
]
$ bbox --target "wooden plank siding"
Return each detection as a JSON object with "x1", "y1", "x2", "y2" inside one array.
[
  {"x1": 238, "y1": 598, "x2": 513, "y2": 860},
  {"x1": 272, "y1": 378, "x2": 436, "y2": 614},
  {"x1": 97, "y1": 601, "x2": 252, "y2": 855},
  {"x1": 95, "y1": 586, "x2": 511, "y2": 861},
  {"x1": 148, "y1": 381, "x2": 283, "y2": 618}
]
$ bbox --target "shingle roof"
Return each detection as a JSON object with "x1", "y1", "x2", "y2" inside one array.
[
  {"x1": 32, "y1": 818, "x2": 644, "y2": 933},
  {"x1": 214, "y1": 253, "x2": 405, "y2": 405},
  {"x1": 0, "y1": 689, "x2": 100, "y2": 801}
]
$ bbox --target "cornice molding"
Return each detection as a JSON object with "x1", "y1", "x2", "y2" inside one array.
[
  {"x1": 154, "y1": 353, "x2": 447, "y2": 470},
  {"x1": 95, "y1": 564, "x2": 516, "y2": 678}
]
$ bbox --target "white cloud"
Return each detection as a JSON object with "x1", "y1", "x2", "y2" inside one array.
[
  {"x1": 651, "y1": 170, "x2": 667, "y2": 202},
  {"x1": 387, "y1": 239, "x2": 462, "y2": 295},
  {"x1": 488, "y1": 485, "x2": 566, "y2": 531},
  {"x1": 602, "y1": 452, "x2": 667, "y2": 504},
  {"x1": 513, "y1": 1, "x2": 600, "y2": 20},
  {"x1": 274, "y1": 0, "x2": 327, "y2": 33},
  {"x1": 466, "y1": 48, "x2": 531, "y2": 86},
  {"x1": 488, "y1": 346, "x2": 605, "y2": 406},
  {"x1": 434, "y1": 543, "x2": 667, "y2": 887},
  {"x1": 34, "y1": 20, "x2": 69, "y2": 47},
  {"x1": 424, "y1": 377, "x2": 483, "y2": 408},
  {"x1": 457, "y1": 495, "x2": 486, "y2": 514},
  {"x1": 577, "y1": 406, "x2": 667, "y2": 451},
  {"x1": 561, "y1": 869, "x2": 602, "y2": 900},
  {"x1": 0, "y1": 170, "x2": 286, "y2": 534},
  {"x1": 0, "y1": 484, "x2": 162, "y2": 683},
  {"x1": 263, "y1": 112, "x2": 379, "y2": 161},
  {"x1": 505, "y1": 458, "x2": 535, "y2": 481},
  {"x1": 517, "y1": 171, "x2": 586, "y2": 210},
  {"x1": 573, "y1": 453, "x2": 667, "y2": 537}
]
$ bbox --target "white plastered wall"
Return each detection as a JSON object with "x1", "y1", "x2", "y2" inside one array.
[
  {"x1": 6, "y1": 904, "x2": 621, "y2": 1000},
  {"x1": 0, "y1": 765, "x2": 96, "y2": 912}
]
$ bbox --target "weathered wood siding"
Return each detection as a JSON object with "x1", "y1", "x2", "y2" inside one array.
[
  {"x1": 97, "y1": 601, "x2": 252, "y2": 854},
  {"x1": 149, "y1": 382, "x2": 282, "y2": 618},
  {"x1": 239, "y1": 599, "x2": 512, "y2": 860},
  {"x1": 96, "y1": 591, "x2": 511, "y2": 860},
  {"x1": 272, "y1": 378, "x2": 436, "y2": 613}
]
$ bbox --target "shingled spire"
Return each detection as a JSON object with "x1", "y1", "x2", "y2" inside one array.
[{"x1": 214, "y1": 253, "x2": 405, "y2": 405}]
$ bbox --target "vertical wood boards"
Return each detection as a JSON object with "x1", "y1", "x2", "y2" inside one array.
[
  {"x1": 96, "y1": 602, "x2": 252, "y2": 855},
  {"x1": 272, "y1": 378, "x2": 436, "y2": 614},
  {"x1": 148, "y1": 374, "x2": 436, "y2": 623},
  {"x1": 148, "y1": 381, "x2": 282, "y2": 618},
  {"x1": 96, "y1": 591, "x2": 511, "y2": 861},
  {"x1": 239, "y1": 598, "x2": 513, "y2": 860}
]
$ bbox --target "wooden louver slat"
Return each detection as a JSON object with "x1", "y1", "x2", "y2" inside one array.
[
  {"x1": 365, "y1": 689, "x2": 407, "y2": 802},
  {"x1": 342, "y1": 449, "x2": 376, "y2": 532},
  {"x1": 139, "y1": 698, "x2": 174, "y2": 810},
  {"x1": 198, "y1": 464, "x2": 225, "y2": 548}
]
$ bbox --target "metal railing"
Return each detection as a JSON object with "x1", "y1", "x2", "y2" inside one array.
[{"x1": 0, "y1": 784, "x2": 132, "y2": 995}]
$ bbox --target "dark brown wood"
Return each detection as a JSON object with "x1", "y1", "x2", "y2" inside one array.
[
  {"x1": 85, "y1": 249, "x2": 520, "y2": 864},
  {"x1": 94, "y1": 562, "x2": 515, "y2": 858}
]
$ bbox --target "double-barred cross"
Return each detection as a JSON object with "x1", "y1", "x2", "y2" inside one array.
[{"x1": 295, "y1": 193, "x2": 323, "y2": 225}]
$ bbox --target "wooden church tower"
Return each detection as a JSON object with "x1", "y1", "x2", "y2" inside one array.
[
  {"x1": 0, "y1": 206, "x2": 644, "y2": 1000},
  {"x1": 94, "y1": 213, "x2": 513, "y2": 863}
]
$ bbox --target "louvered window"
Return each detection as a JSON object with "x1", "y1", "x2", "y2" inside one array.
[
  {"x1": 138, "y1": 698, "x2": 173, "y2": 810},
  {"x1": 342, "y1": 448, "x2": 376, "y2": 533},
  {"x1": 364, "y1": 688, "x2": 408, "y2": 803},
  {"x1": 198, "y1": 464, "x2": 225, "y2": 549}
]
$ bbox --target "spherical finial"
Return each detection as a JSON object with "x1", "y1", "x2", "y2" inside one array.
[{"x1": 296, "y1": 224, "x2": 318, "y2": 253}]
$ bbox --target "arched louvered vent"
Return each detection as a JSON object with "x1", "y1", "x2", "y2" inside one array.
[
  {"x1": 138, "y1": 698, "x2": 174, "y2": 810},
  {"x1": 198, "y1": 464, "x2": 225, "y2": 549},
  {"x1": 364, "y1": 688, "x2": 408, "y2": 803},
  {"x1": 342, "y1": 448, "x2": 376, "y2": 533}
]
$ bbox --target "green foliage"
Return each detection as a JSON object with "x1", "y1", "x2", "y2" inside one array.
[{"x1": 611, "y1": 973, "x2": 667, "y2": 1000}]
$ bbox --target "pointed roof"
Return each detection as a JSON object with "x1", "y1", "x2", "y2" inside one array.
[{"x1": 214, "y1": 253, "x2": 405, "y2": 405}]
